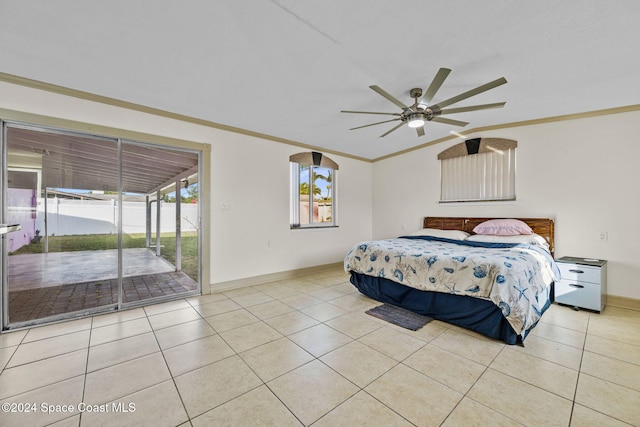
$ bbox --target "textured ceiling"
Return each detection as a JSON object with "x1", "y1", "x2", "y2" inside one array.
[{"x1": 1, "y1": 1, "x2": 639, "y2": 160}]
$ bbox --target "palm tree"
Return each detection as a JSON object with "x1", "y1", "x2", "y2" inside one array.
[
  {"x1": 310, "y1": 169, "x2": 333, "y2": 200},
  {"x1": 299, "y1": 165, "x2": 328, "y2": 198},
  {"x1": 299, "y1": 182, "x2": 321, "y2": 196},
  {"x1": 322, "y1": 171, "x2": 332, "y2": 200}
]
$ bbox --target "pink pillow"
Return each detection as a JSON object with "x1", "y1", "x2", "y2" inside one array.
[{"x1": 473, "y1": 219, "x2": 533, "y2": 236}]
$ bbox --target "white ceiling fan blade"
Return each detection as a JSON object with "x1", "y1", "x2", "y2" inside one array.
[
  {"x1": 420, "y1": 67, "x2": 451, "y2": 105},
  {"x1": 369, "y1": 85, "x2": 409, "y2": 110},
  {"x1": 431, "y1": 117, "x2": 469, "y2": 127},
  {"x1": 438, "y1": 102, "x2": 506, "y2": 115},
  {"x1": 349, "y1": 118, "x2": 401, "y2": 131},
  {"x1": 432, "y1": 77, "x2": 507, "y2": 110},
  {"x1": 379, "y1": 122, "x2": 406, "y2": 137},
  {"x1": 341, "y1": 110, "x2": 402, "y2": 116}
]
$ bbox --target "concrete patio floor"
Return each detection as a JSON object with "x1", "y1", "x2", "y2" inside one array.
[
  {"x1": 6, "y1": 248, "x2": 198, "y2": 324},
  {"x1": 8, "y1": 248, "x2": 177, "y2": 291}
]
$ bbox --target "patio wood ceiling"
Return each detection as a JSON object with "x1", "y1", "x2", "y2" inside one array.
[{"x1": 7, "y1": 126, "x2": 198, "y2": 195}]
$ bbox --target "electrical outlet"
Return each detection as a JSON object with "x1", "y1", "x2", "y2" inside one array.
[
  {"x1": 598, "y1": 231, "x2": 608, "y2": 242},
  {"x1": 401, "y1": 224, "x2": 406, "y2": 231}
]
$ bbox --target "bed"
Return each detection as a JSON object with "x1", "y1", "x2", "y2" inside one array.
[{"x1": 344, "y1": 217, "x2": 560, "y2": 345}]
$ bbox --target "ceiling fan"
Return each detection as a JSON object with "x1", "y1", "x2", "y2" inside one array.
[{"x1": 341, "y1": 68, "x2": 507, "y2": 137}]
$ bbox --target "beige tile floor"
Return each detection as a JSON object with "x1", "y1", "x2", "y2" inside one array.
[{"x1": 0, "y1": 266, "x2": 639, "y2": 426}]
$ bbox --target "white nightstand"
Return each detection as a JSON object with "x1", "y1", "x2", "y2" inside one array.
[{"x1": 554, "y1": 256, "x2": 607, "y2": 312}]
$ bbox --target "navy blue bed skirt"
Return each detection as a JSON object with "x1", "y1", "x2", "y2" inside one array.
[{"x1": 349, "y1": 272, "x2": 551, "y2": 345}]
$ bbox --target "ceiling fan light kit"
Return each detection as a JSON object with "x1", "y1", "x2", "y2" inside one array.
[
  {"x1": 341, "y1": 68, "x2": 507, "y2": 138},
  {"x1": 407, "y1": 112, "x2": 426, "y2": 128}
]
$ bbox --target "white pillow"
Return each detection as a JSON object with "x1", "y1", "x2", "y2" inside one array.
[
  {"x1": 466, "y1": 233, "x2": 550, "y2": 249},
  {"x1": 409, "y1": 228, "x2": 470, "y2": 240}
]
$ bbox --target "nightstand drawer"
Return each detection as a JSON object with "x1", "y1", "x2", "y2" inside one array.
[
  {"x1": 557, "y1": 263, "x2": 602, "y2": 284},
  {"x1": 555, "y1": 279, "x2": 602, "y2": 311}
]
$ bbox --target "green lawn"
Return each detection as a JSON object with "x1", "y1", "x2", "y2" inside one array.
[{"x1": 10, "y1": 232, "x2": 199, "y2": 281}]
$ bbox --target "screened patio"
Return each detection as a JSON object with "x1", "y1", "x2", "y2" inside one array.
[{"x1": 4, "y1": 124, "x2": 201, "y2": 327}]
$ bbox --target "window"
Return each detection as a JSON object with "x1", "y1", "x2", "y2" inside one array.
[
  {"x1": 290, "y1": 152, "x2": 338, "y2": 228},
  {"x1": 439, "y1": 138, "x2": 516, "y2": 203}
]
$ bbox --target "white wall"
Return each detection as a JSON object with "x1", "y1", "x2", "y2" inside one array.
[
  {"x1": 209, "y1": 130, "x2": 372, "y2": 283},
  {"x1": 373, "y1": 110, "x2": 640, "y2": 300},
  {"x1": 0, "y1": 81, "x2": 373, "y2": 286}
]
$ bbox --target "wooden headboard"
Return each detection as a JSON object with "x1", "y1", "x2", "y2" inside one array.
[{"x1": 423, "y1": 217, "x2": 555, "y2": 255}]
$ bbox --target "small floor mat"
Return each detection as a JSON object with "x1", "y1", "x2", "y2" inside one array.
[{"x1": 365, "y1": 303, "x2": 433, "y2": 331}]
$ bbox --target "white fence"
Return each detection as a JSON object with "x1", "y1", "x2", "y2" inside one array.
[{"x1": 35, "y1": 198, "x2": 199, "y2": 236}]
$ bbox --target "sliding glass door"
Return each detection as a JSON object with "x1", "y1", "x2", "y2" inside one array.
[
  {"x1": 120, "y1": 141, "x2": 200, "y2": 308},
  {"x1": 2, "y1": 125, "x2": 120, "y2": 326},
  {"x1": 1, "y1": 122, "x2": 201, "y2": 330}
]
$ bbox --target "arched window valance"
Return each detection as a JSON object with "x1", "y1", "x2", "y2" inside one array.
[
  {"x1": 437, "y1": 138, "x2": 517, "y2": 160},
  {"x1": 289, "y1": 151, "x2": 339, "y2": 170}
]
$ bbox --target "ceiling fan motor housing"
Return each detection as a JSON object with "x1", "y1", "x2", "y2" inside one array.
[{"x1": 403, "y1": 109, "x2": 433, "y2": 124}]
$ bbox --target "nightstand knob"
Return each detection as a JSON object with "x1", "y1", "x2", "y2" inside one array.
[
  {"x1": 569, "y1": 283, "x2": 585, "y2": 289},
  {"x1": 568, "y1": 269, "x2": 584, "y2": 274}
]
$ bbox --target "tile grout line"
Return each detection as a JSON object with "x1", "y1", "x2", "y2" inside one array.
[
  {"x1": 570, "y1": 313, "x2": 594, "y2": 426},
  {"x1": 184, "y1": 282, "x2": 325, "y2": 423},
  {"x1": 442, "y1": 343, "x2": 523, "y2": 426},
  {"x1": 190, "y1": 276, "x2": 357, "y2": 424},
  {"x1": 77, "y1": 316, "x2": 95, "y2": 426},
  {"x1": 149, "y1": 296, "x2": 194, "y2": 425}
]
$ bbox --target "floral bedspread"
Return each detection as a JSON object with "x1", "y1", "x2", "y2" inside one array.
[{"x1": 344, "y1": 236, "x2": 560, "y2": 336}]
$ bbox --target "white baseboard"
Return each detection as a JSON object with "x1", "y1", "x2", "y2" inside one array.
[{"x1": 208, "y1": 262, "x2": 343, "y2": 293}]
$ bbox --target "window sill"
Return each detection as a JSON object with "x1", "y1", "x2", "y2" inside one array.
[
  {"x1": 439, "y1": 199, "x2": 516, "y2": 206},
  {"x1": 290, "y1": 225, "x2": 339, "y2": 230}
]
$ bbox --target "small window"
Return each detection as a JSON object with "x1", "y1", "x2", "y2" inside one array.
[
  {"x1": 290, "y1": 152, "x2": 338, "y2": 228},
  {"x1": 439, "y1": 138, "x2": 516, "y2": 203}
]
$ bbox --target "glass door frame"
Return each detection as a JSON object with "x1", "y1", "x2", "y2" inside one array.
[
  {"x1": 1, "y1": 120, "x2": 203, "y2": 331},
  {"x1": 118, "y1": 137, "x2": 203, "y2": 311}
]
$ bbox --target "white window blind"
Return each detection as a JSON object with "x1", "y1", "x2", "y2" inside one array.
[{"x1": 440, "y1": 147, "x2": 515, "y2": 202}]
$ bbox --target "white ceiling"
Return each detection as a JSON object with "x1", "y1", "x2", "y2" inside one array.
[{"x1": 1, "y1": 1, "x2": 639, "y2": 160}]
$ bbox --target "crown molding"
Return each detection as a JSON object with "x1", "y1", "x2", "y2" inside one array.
[
  {"x1": 372, "y1": 104, "x2": 640, "y2": 162},
  {"x1": 0, "y1": 72, "x2": 371, "y2": 163},
  {"x1": 2, "y1": 72, "x2": 639, "y2": 164}
]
